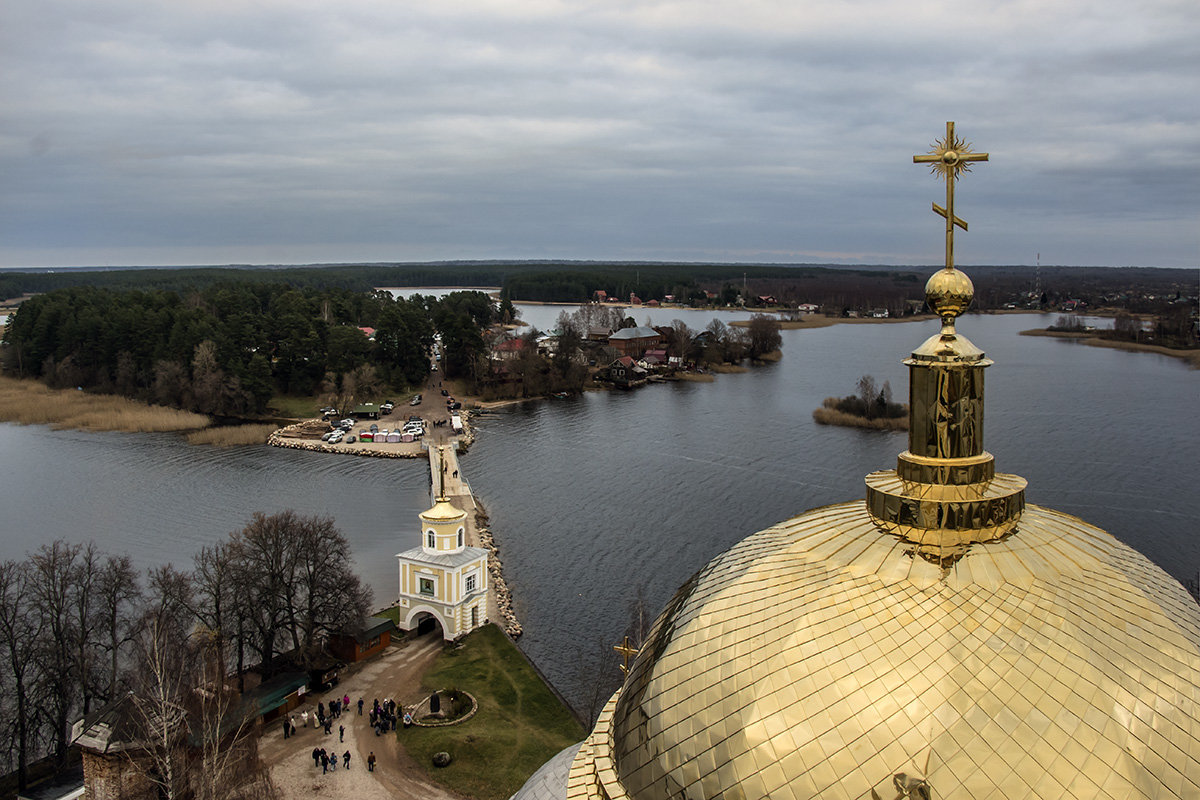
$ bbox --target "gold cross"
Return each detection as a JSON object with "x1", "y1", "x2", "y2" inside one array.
[
  {"x1": 613, "y1": 635, "x2": 639, "y2": 676},
  {"x1": 913, "y1": 121, "x2": 988, "y2": 270}
]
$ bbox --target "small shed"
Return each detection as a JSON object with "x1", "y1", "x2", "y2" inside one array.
[
  {"x1": 328, "y1": 616, "x2": 398, "y2": 664},
  {"x1": 241, "y1": 672, "x2": 309, "y2": 723},
  {"x1": 353, "y1": 403, "x2": 380, "y2": 419}
]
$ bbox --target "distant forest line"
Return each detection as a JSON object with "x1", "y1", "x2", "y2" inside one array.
[{"x1": 2, "y1": 261, "x2": 1196, "y2": 316}]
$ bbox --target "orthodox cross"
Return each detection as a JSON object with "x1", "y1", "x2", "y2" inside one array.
[
  {"x1": 913, "y1": 121, "x2": 988, "y2": 270},
  {"x1": 613, "y1": 636, "x2": 639, "y2": 676}
]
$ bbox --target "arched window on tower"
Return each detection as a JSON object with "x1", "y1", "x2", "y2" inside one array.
[
  {"x1": 457, "y1": 528, "x2": 464, "y2": 548},
  {"x1": 427, "y1": 530, "x2": 435, "y2": 549}
]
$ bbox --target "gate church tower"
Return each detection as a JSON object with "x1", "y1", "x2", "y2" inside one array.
[{"x1": 396, "y1": 497, "x2": 489, "y2": 640}]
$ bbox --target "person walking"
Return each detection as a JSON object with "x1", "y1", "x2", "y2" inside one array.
[
  {"x1": 339, "y1": 724, "x2": 345, "y2": 742},
  {"x1": 320, "y1": 751, "x2": 329, "y2": 774},
  {"x1": 367, "y1": 751, "x2": 376, "y2": 772},
  {"x1": 357, "y1": 697, "x2": 364, "y2": 716},
  {"x1": 282, "y1": 718, "x2": 290, "y2": 739},
  {"x1": 343, "y1": 750, "x2": 351, "y2": 769},
  {"x1": 312, "y1": 747, "x2": 321, "y2": 768}
]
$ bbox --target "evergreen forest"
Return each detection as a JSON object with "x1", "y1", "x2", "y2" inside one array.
[{"x1": 1, "y1": 283, "x2": 499, "y2": 416}]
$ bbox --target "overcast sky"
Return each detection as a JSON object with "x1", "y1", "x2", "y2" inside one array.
[{"x1": 1, "y1": 0, "x2": 1196, "y2": 270}]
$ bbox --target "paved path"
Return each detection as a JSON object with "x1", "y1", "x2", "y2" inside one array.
[
  {"x1": 426, "y1": 443, "x2": 500, "y2": 631},
  {"x1": 261, "y1": 635, "x2": 463, "y2": 800}
]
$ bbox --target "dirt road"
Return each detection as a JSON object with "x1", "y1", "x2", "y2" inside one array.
[{"x1": 260, "y1": 634, "x2": 465, "y2": 800}]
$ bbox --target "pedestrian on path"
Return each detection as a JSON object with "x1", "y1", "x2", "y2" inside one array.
[
  {"x1": 312, "y1": 747, "x2": 320, "y2": 768},
  {"x1": 282, "y1": 718, "x2": 290, "y2": 739},
  {"x1": 339, "y1": 724, "x2": 345, "y2": 742},
  {"x1": 367, "y1": 751, "x2": 376, "y2": 772},
  {"x1": 357, "y1": 697, "x2": 364, "y2": 715},
  {"x1": 321, "y1": 751, "x2": 329, "y2": 774},
  {"x1": 343, "y1": 750, "x2": 351, "y2": 769}
]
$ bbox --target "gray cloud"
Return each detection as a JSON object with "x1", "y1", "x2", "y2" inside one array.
[{"x1": 1, "y1": 0, "x2": 1196, "y2": 268}]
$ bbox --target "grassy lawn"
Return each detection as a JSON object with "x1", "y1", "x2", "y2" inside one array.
[
  {"x1": 375, "y1": 606, "x2": 402, "y2": 626},
  {"x1": 267, "y1": 394, "x2": 322, "y2": 419},
  {"x1": 402, "y1": 624, "x2": 584, "y2": 800}
]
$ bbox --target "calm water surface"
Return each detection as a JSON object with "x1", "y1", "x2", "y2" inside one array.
[{"x1": 1, "y1": 310, "x2": 1196, "y2": 714}]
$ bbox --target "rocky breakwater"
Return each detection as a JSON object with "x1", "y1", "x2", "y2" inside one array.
[{"x1": 474, "y1": 505, "x2": 522, "y2": 639}]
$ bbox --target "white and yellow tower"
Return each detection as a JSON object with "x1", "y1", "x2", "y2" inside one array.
[{"x1": 396, "y1": 497, "x2": 489, "y2": 640}]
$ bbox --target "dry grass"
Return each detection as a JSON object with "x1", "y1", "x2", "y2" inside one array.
[
  {"x1": 0, "y1": 375, "x2": 210, "y2": 432},
  {"x1": 708, "y1": 363, "x2": 749, "y2": 374},
  {"x1": 754, "y1": 350, "x2": 783, "y2": 362},
  {"x1": 1020, "y1": 329, "x2": 1200, "y2": 368},
  {"x1": 672, "y1": 372, "x2": 716, "y2": 382},
  {"x1": 185, "y1": 424, "x2": 278, "y2": 447},
  {"x1": 812, "y1": 399, "x2": 908, "y2": 431}
]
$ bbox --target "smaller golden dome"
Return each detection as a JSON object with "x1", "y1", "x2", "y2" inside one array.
[
  {"x1": 420, "y1": 498, "x2": 466, "y2": 522},
  {"x1": 925, "y1": 267, "x2": 973, "y2": 321}
]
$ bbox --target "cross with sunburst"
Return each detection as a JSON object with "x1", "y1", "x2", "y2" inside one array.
[{"x1": 913, "y1": 121, "x2": 988, "y2": 270}]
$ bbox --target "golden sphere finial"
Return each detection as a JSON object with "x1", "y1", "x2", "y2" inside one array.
[{"x1": 926, "y1": 267, "x2": 974, "y2": 325}]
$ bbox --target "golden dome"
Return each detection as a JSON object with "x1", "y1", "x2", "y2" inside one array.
[
  {"x1": 421, "y1": 497, "x2": 467, "y2": 523},
  {"x1": 567, "y1": 500, "x2": 1200, "y2": 799}
]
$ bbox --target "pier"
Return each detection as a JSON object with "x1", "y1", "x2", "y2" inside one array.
[{"x1": 428, "y1": 443, "x2": 522, "y2": 638}]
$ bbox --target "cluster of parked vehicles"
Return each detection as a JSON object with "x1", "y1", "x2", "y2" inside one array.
[
  {"x1": 358, "y1": 416, "x2": 426, "y2": 443},
  {"x1": 317, "y1": 394, "x2": 448, "y2": 446}
]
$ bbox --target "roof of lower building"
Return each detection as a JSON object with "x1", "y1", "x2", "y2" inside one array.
[{"x1": 396, "y1": 545, "x2": 488, "y2": 569}]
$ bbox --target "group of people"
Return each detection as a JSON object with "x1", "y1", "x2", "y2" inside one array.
[
  {"x1": 369, "y1": 697, "x2": 402, "y2": 736},
  {"x1": 285, "y1": 693, "x2": 394, "y2": 777},
  {"x1": 312, "y1": 746, "x2": 359, "y2": 774}
]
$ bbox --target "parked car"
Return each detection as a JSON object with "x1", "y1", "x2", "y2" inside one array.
[
  {"x1": 346, "y1": 435, "x2": 356, "y2": 443},
  {"x1": 321, "y1": 431, "x2": 333, "y2": 441},
  {"x1": 370, "y1": 423, "x2": 379, "y2": 433},
  {"x1": 328, "y1": 433, "x2": 343, "y2": 444},
  {"x1": 441, "y1": 389, "x2": 449, "y2": 396}
]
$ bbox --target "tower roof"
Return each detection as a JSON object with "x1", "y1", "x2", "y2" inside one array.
[{"x1": 420, "y1": 497, "x2": 467, "y2": 523}]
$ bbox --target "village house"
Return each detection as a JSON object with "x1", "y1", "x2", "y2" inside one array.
[
  {"x1": 492, "y1": 337, "x2": 526, "y2": 360},
  {"x1": 607, "y1": 325, "x2": 662, "y2": 358},
  {"x1": 607, "y1": 356, "x2": 648, "y2": 388}
]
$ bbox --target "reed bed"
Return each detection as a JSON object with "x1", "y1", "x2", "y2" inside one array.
[
  {"x1": 0, "y1": 376, "x2": 209, "y2": 432},
  {"x1": 812, "y1": 399, "x2": 908, "y2": 431},
  {"x1": 185, "y1": 424, "x2": 278, "y2": 447}
]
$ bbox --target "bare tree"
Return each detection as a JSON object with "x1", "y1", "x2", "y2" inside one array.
[
  {"x1": 190, "y1": 633, "x2": 279, "y2": 800},
  {"x1": 746, "y1": 314, "x2": 782, "y2": 359},
  {"x1": 127, "y1": 613, "x2": 194, "y2": 800},
  {"x1": 668, "y1": 320, "x2": 696, "y2": 363},
  {"x1": 289, "y1": 516, "x2": 373, "y2": 660},
  {"x1": 191, "y1": 542, "x2": 237, "y2": 675},
  {"x1": 230, "y1": 513, "x2": 300, "y2": 675},
  {"x1": 29, "y1": 540, "x2": 81, "y2": 765},
  {"x1": 95, "y1": 554, "x2": 143, "y2": 700},
  {"x1": 71, "y1": 543, "x2": 102, "y2": 716},
  {"x1": 0, "y1": 560, "x2": 42, "y2": 790}
]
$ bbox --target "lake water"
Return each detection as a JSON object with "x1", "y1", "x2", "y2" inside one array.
[{"x1": 1, "y1": 308, "x2": 1196, "y2": 715}]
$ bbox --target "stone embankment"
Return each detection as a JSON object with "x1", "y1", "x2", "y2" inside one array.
[{"x1": 474, "y1": 505, "x2": 522, "y2": 639}]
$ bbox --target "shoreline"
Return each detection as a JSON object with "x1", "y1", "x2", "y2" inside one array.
[{"x1": 1019, "y1": 328, "x2": 1200, "y2": 368}]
